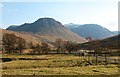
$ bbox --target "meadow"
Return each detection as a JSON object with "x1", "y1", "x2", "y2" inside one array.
[{"x1": 2, "y1": 54, "x2": 119, "y2": 76}]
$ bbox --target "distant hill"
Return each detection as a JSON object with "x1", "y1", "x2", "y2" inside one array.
[
  {"x1": 65, "y1": 24, "x2": 115, "y2": 40},
  {"x1": 112, "y1": 31, "x2": 120, "y2": 35},
  {"x1": 80, "y1": 34, "x2": 119, "y2": 50},
  {"x1": 64, "y1": 23, "x2": 79, "y2": 30},
  {"x1": 6, "y1": 18, "x2": 86, "y2": 43}
]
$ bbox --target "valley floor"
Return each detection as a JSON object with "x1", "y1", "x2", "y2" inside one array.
[{"x1": 1, "y1": 54, "x2": 120, "y2": 76}]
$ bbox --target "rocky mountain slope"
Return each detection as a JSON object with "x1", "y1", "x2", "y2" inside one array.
[{"x1": 6, "y1": 18, "x2": 86, "y2": 43}]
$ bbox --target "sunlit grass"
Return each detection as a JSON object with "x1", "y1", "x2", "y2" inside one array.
[{"x1": 2, "y1": 54, "x2": 119, "y2": 75}]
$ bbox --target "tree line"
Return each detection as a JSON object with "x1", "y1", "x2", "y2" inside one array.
[
  {"x1": 3, "y1": 33, "x2": 118, "y2": 65},
  {"x1": 2, "y1": 33, "x2": 81, "y2": 55}
]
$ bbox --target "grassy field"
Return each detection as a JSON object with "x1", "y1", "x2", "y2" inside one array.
[{"x1": 2, "y1": 54, "x2": 119, "y2": 76}]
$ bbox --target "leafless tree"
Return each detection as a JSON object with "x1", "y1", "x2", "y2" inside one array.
[
  {"x1": 2, "y1": 33, "x2": 26, "y2": 55},
  {"x1": 41, "y1": 42, "x2": 49, "y2": 54},
  {"x1": 54, "y1": 38, "x2": 63, "y2": 53},
  {"x1": 2, "y1": 33, "x2": 17, "y2": 54},
  {"x1": 16, "y1": 37, "x2": 26, "y2": 55},
  {"x1": 64, "y1": 41, "x2": 76, "y2": 54},
  {"x1": 32, "y1": 44, "x2": 41, "y2": 55}
]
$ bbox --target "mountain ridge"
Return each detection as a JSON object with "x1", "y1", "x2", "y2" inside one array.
[
  {"x1": 65, "y1": 23, "x2": 115, "y2": 40},
  {"x1": 6, "y1": 18, "x2": 87, "y2": 43}
]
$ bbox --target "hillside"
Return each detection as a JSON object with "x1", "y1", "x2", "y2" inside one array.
[
  {"x1": 80, "y1": 34, "x2": 119, "y2": 50},
  {"x1": 7, "y1": 18, "x2": 86, "y2": 43},
  {"x1": 65, "y1": 24, "x2": 115, "y2": 40},
  {"x1": 112, "y1": 31, "x2": 120, "y2": 35},
  {"x1": 1, "y1": 29, "x2": 41, "y2": 45}
]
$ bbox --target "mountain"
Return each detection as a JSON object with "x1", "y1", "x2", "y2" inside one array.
[
  {"x1": 64, "y1": 23, "x2": 79, "y2": 30},
  {"x1": 7, "y1": 18, "x2": 86, "y2": 43},
  {"x1": 65, "y1": 24, "x2": 115, "y2": 40}
]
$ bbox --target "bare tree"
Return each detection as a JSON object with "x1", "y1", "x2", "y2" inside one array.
[
  {"x1": 32, "y1": 44, "x2": 41, "y2": 55},
  {"x1": 64, "y1": 41, "x2": 76, "y2": 54},
  {"x1": 2, "y1": 33, "x2": 26, "y2": 55},
  {"x1": 41, "y1": 42, "x2": 49, "y2": 54},
  {"x1": 2, "y1": 33, "x2": 17, "y2": 54},
  {"x1": 28, "y1": 42, "x2": 35, "y2": 49},
  {"x1": 54, "y1": 38, "x2": 63, "y2": 53},
  {"x1": 16, "y1": 37, "x2": 26, "y2": 55},
  {"x1": 85, "y1": 36, "x2": 93, "y2": 42}
]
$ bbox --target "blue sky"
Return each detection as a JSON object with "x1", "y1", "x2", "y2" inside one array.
[{"x1": 0, "y1": 0, "x2": 119, "y2": 31}]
